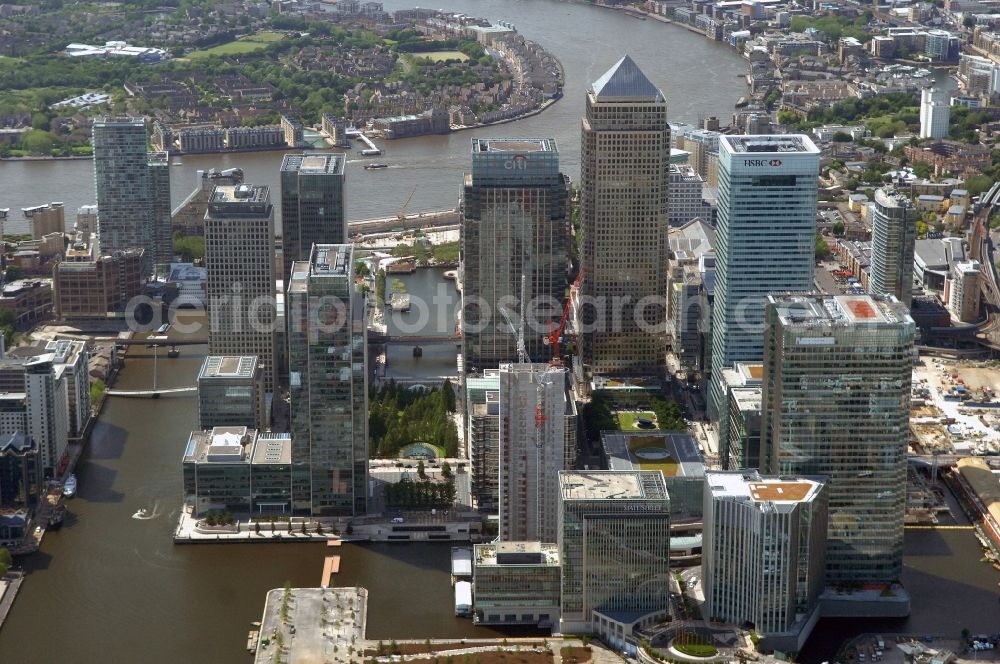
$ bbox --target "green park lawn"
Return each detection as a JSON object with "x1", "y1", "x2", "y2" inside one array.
[
  {"x1": 615, "y1": 411, "x2": 658, "y2": 431},
  {"x1": 187, "y1": 31, "x2": 287, "y2": 59}
]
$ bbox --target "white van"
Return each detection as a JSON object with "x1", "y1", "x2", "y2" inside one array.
[{"x1": 391, "y1": 517, "x2": 404, "y2": 524}]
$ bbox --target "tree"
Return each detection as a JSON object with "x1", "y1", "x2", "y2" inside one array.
[
  {"x1": 19, "y1": 129, "x2": 54, "y2": 155},
  {"x1": 0, "y1": 547, "x2": 11, "y2": 577},
  {"x1": 442, "y1": 379, "x2": 456, "y2": 412},
  {"x1": 375, "y1": 269, "x2": 387, "y2": 302},
  {"x1": 815, "y1": 232, "x2": 832, "y2": 260},
  {"x1": 965, "y1": 175, "x2": 994, "y2": 196},
  {"x1": 255, "y1": 521, "x2": 261, "y2": 535},
  {"x1": 831, "y1": 131, "x2": 853, "y2": 142},
  {"x1": 417, "y1": 460, "x2": 426, "y2": 479},
  {"x1": 441, "y1": 461, "x2": 452, "y2": 479},
  {"x1": 832, "y1": 221, "x2": 846, "y2": 237},
  {"x1": 912, "y1": 161, "x2": 932, "y2": 180}
]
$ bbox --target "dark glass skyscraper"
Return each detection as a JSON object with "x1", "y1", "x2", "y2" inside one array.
[
  {"x1": 280, "y1": 154, "x2": 346, "y2": 282},
  {"x1": 761, "y1": 293, "x2": 914, "y2": 586},
  {"x1": 93, "y1": 117, "x2": 170, "y2": 277},
  {"x1": 287, "y1": 244, "x2": 368, "y2": 516},
  {"x1": 461, "y1": 138, "x2": 568, "y2": 368}
]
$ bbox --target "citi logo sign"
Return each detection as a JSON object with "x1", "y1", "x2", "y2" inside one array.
[
  {"x1": 743, "y1": 158, "x2": 783, "y2": 167},
  {"x1": 504, "y1": 155, "x2": 528, "y2": 170}
]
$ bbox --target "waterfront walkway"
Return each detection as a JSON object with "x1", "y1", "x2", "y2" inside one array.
[{"x1": 0, "y1": 574, "x2": 24, "y2": 633}]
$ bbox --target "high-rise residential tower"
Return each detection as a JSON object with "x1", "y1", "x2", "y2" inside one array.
[
  {"x1": 702, "y1": 471, "x2": 828, "y2": 652},
  {"x1": 149, "y1": 151, "x2": 174, "y2": 269},
  {"x1": 558, "y1": 470, "x2": 671, "y2": 636},
  {"x1": 204, "y1": 184, "x2": 277, "y2": 394},
  {"x1": 708, "y1": 135, "x2": 820, "y2": 421},
  {"x1": 919, "y1": 87, "x2": 950, "y2": 139},
  {"x1": 24, "y1": 354, "x2": 69, "y2": 475},
  {"x1": 579, "y1": 56, "x2": 670, "y2": 375},
  {"x1": 761, "y1": 293, "x2": 914, "y2": 585},
  {"x1": 280, "y1": 153, "x2": 347, "y2": 282},
  {"x1": 498, "y1": 363, "x2": 576, "y2": 542},
  {"x1": 869, "y1": 187, "x2": 916, "y2": 308},
  {"x1": 287, "y1": 244, "x2": 368, "y2": 516},
  {"x1": 461, "y1": 138, "x2": 568, "y2": 368},
  {"x1": 92, "y1": 117, "x2": 170, "y2": 277}
]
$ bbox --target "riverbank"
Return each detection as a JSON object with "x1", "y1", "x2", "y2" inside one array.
[
  {"x1": 451, "y1": 95, "x2": 562, "y2": 134},
  {"x1": 0, "y1": 573, "x2": 24, "y2": 633},
  {"x1": 0, "y1": 96, "x2": 564, "y2": 165},
  {"x1": 594, "y1": 3, "x2": 713, "y2": 39},
  {"x1": 0, "y1": 154, "x2": 93, "y2": 162}
]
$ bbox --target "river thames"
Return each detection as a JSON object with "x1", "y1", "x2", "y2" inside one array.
[{"x1": 0, "y1": 0, "x2": 748, "y2": 231}]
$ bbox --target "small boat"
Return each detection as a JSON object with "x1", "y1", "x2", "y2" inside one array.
[
  {"x1": 63, "y1": 474, "x2": 77, "y2": 498},
  {"x1": 364, "y1": 163, "x2": 389, "y2": 170},
  {"x1": 413, "y1": 345, "x2": 423, "y2": 358},
  {"x1": 48, "y1": 505, "x2": 66, "y2": 529}
]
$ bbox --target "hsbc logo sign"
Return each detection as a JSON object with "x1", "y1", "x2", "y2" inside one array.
[{"x1": 744, "y1": 159, "x2": 783, "y2": 167}]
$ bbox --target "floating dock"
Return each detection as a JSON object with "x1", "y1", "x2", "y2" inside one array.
[{"x1": 321, "y1": 555, "x2": 341, "y2": 588}]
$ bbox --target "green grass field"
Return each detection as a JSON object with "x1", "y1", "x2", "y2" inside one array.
[
  {"x1": 414, "y1": 50, "x2": 469, "y2": 62},
  {"x1": 187, "y1": 31, "x2": 286, "y2": 59},
  {"x1": 615, "y1": 411, "x2": 658, "y2": 431}
]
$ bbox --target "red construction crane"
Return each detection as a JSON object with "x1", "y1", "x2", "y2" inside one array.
[{"x1": 545, "y1": 269, "x2": 585, "y2": 365}]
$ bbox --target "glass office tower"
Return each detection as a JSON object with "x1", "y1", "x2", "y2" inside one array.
[
  {"x1": 461, "y1": 138, "x2": 568, "y2": 368},
  {"x1": 708, "y1": 135, "x2": 820, "y2": 421},
  {"x1": 287, "y1": 244, "x2": 368, "y2": 516},
  {"x1": 761, "y1": 293, "x2": 914, "y2": 584},
  {"x1": 558, "y1": 470, "x2": 670, "y2": 634},
  {"x1": 280, "y1": 153, "x2": 346, "y2": 282}
]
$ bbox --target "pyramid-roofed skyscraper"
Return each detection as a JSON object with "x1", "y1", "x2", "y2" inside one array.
[{"x1": 579, "y1": 56, "x2": 670, "y2": 375}]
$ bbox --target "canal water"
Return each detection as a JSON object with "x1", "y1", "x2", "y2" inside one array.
[
  {"x1": 384, "y1": 266, "x2": 461, "y2": 383},
  {"x1": 0, "y1": 0, "x2": 748, "y2": 231},
  {"x1": 0, "y1": 325, "x2": 502, "y2": 664}
]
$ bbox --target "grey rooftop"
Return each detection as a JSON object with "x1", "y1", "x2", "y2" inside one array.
[{"x1": 590, "y1": 55, "x2": 664, "y2": 102}]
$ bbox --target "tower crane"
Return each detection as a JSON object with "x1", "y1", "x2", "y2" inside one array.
[
  {"x1": 544, "y1": 269, "x2": 585, "y2": 365},
  {"x1": 496, "y1": 275, "x2": 529, "y2": 364},
  {"x1": 396, "y1": 185, "x2": 417, "y2": 221}
]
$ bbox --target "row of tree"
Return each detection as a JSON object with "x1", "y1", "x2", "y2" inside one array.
[{"x1": 384, "y1": 475, "x2": 456, "y2": 509}]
